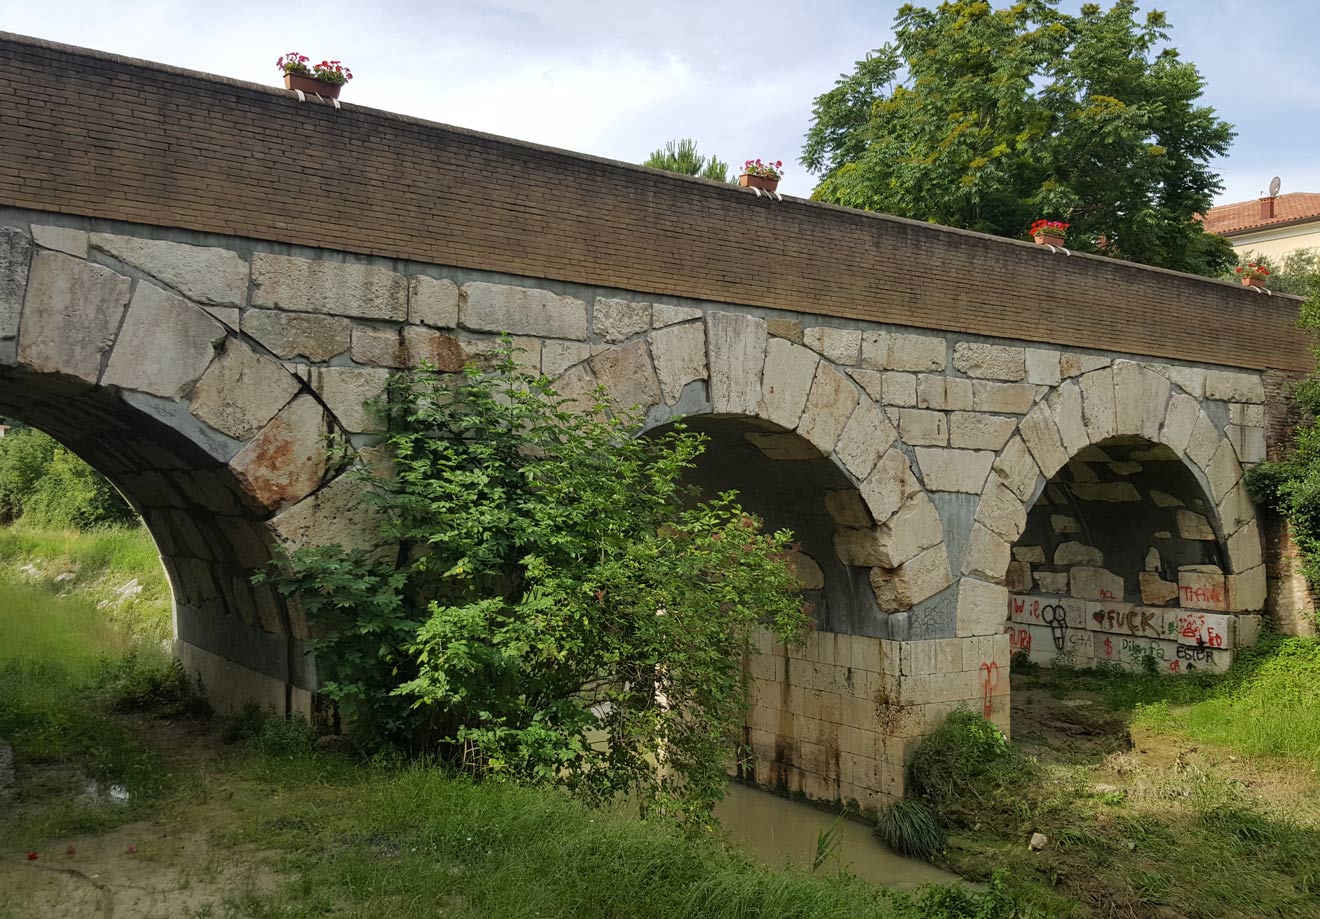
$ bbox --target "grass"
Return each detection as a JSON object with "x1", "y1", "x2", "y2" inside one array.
[{"x1": 0, "y1": 522, "x2": 171, "y2": 641}]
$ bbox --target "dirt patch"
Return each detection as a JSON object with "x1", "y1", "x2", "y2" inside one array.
[
  {"x1": 1, "y1": 822, "x2": 278, "y2": 919},
  {"x1": 1011, "y1": 687, "x2": 1134, "y2": 763}
]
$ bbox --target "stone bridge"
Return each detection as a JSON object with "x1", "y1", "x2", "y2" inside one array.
[{"x1": 0, "y1": 33, "x2": 1312, "y2": 812}]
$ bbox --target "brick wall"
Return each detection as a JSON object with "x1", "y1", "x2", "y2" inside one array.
[
  {"x1": 0, "y1": 32, "x2": 1310, "y2": 373},
  {"x1": 1262, "y1": 369, "x2": 1318, "y2": 634}
]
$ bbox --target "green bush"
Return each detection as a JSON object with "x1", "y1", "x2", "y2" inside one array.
[
  {"x1": 262, "y1": 345, "x2": 809, "y2": 826},
  {"x1": 0, "y1": 427, "x2": 136, "y2": 528},
  {"x1": 908, "y1": 711, "x2": 1031, "y2": 826}
]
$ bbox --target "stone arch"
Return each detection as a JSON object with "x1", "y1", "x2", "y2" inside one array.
[
  {"x1": 0, "y1": 224, "x2": 376, "y2": 713},
  {"x1": 552, "y1": 309, "x2": 953, "y2": 626},
  {"x1": 960, "y1": 359, "x2": 1265, "y2": 647}
]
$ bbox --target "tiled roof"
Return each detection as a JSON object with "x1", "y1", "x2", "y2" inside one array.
[{"x1": 1203, "y1": 192, "x2": 1320, "y2": 236}]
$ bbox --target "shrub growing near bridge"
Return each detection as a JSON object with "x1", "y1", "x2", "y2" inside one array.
[
  {"x1": 0, "y1": 427, "x2": 136, "y2": 529},
  {"x1": 262, "y1": 347, "x2": 809, "y2": 827}
]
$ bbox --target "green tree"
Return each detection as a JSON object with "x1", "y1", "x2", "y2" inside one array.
[
  {"x1": 261, "y1": 348, "x2": 808, "y2": 826},
  {"x1": 0, "y1": 427, "x2": 136, "y2": 528},
  {"x1": 802, "y1": 0, "x2": 1236, "y2": 275},
  {"x1": 643, "y1": 138, "x2": 732, "y2": 183}
]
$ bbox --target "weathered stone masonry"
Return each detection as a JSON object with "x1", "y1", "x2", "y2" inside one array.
[{"x1": 0, "y1": 32, "x2": 1313, "y2": 814}]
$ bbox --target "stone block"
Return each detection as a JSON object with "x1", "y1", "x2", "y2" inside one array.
[
  {"x1": 403, "y1": 327, "x2": 465, "y2": 371},
  {"x1": 1079, "y1": 367, "x2": 1116, "y2": 442},
  {"x1": 1010, "y1": 595, "x2": 1087, "y2": 630},
  {"x1": 861, "y1": 331, "x2": 945, "y2": 372},
  {"x1": 949, "y1": 411, "x2": 1016, "y2": 450},
  {"x1": 825, "y1": 489, "x2": 873, "y2": 527},
  {"x1": 1025, "y1": 348, "x2": 1061, "y2": 385},
  {"x1": 789, "y1": 552, "x2": 825, "y2": 590},
  {"x1": 803, "y1": 326, "x2": 862, "y2": 365},
  {"x1": 0, "y1": 227, "x2": 32, "y2": 340},
  {"x1": 1204, "y1": 370, "x2": 1264, "y2": 404},
  {"x1": 758, "y1": 337, "x2": 818, "y2": 429},
  {"x1": 881, "y1": 371, "x2": 917, "y2": 407},
  {"x1": 1060, "y1": 352, "x2": 1111, "y2": 378},
  {"x1": 408, "y1": 275, "x2": 459, "y2": 328},
  {"x1": 251, "y1": 253, "x2": 407, "y2": 321},
  {"x1": 92, "y1": 233, "x2": 249, "y2": 306},
  {"x1": 914, "y1": 447, "x2": 994, "y2": 493},
  {"x1": 745, "y1": 431, "x2": 819, "y2": 460},
  {"x1": 229, "y1": 394, "x2": 330, "y2": 511},
  {"x1": 654, "y1": 304, "x2": 703, "y2": 328},
  {"x1": 19, "y1": 251, "x2": 131, "y2": 382},
  {"x1": 1226, "y1": 520, "x2": 1262, "y2": 570},
  {"x1": 707, "y1": 312, "x2": 767, "y2": 415},
  {"x1": 956, "y1": 577, "x2": 1009, "y2": 637},
  {"x1": 1216, "y1": 484, "x2": 1257, "y2": 536},
  {"x1": 1013, "y1": 545, "x2": 1046, "y2": 563},
  {"x1": 1175, "y1": 509, "x2": 1215, "y2": 540},
  {"x1": 593, "y1": 298, "x2": 651, "y2": 342},
  {"x1": 1227, "y1": 565, "x2": 1266, "y2": 612},
  {"x1": 1139, "y1": 571, "x2": 1178, "y2": 606},
  {"x1": 870, "y1": 543, "x2": 950, "y2": 611},
  {"x1": 1229, "y1": 403, "x2": 1266, "y2": 427},
  {"x1": 1048, "y1": 384, "x2": 1088, "y2": 457},
  {"x1": 1160, "y1": 392, "x2": 1199, "y2": 457},
  {"x1": 458, "y1": 281, "x2": 586, "y2": 339},
  {"x1": 976, "y1": 478, "x2": 1027, "y2": 542},
  {"x1": 589, "y1": 339, "x2": 661, "y2": 414},
  {"x1": 895, "y1": 408, "x2": 947, "y2": 446},
  {"x1": 1018, "y1": 401, "x2": 1069, "y2": 478},
  {"x1": 350, "y1": 325, "x2": 405, "y2": 368},
  {"x1": 1035, "y1": 571, "x2": 1068, "y2": 593},
  {"x1": 1006, "y1": 560, "x2": 1032, "y2": 592},
  {"x1": 1172, "y1": 610, "x2": 1234, "y2": 649},
  {"x1": 1239, "y1": 426, "x2": 1266, "y2": 464},
  {"x1": 874, "y1": 495, "x2": 944, "y2": 568},
  {"x1": 963, "y1": 523, "x2": 1010, "y2": 581},
  {"x1": 1236, "y1": 612, "x2": 1263, "y2": 647},
  {"x1": 1161, "y1": 364, "x2": 1205, "y2": 398},
  {"x1": 860, "y1": 447, "x2": 923, "y2": 524},
  {"x1": 542, "y1": 340, "x2": 592, "y2": 376},
  {"x1": 970, "y1": 380, "x2": 1035, "y2": 414},
  {"x1": 1206, "y1": 440, "x2": 1243, "y2": 505},
  {"x1": 834, "y1": 398, "x2": 895, "y2": 479},
  {"x1": 953, "y1": 342, "x2": 1026, "y2": 381},
  {"x1": 1087, "y1": 601, "x2": 1174, "y2": 639},
  {"x1": 32, "y1": 224, "x2": 88, "y2": 258},
  {"x1": 1177, "y1": 568, "x2": 1227, "y2": 611},
  {"x1": 1113, "y1": 361, "x2": 1170, "y2": 441},
  {"x1": 991, "y1": 435, "x2": 1041, "y2": 502},
  {"x1": 649, "y1": 322, "x2": 707, "y2": 404},
  {"x1": 1185, "y1": 411, "x2": 1220, "y2": 471},
  {"x1": 1171, "y1": 643, "x2": 1232, "y2": 674},
  {"x1": 847, "y1": 368, "x2": 885, "y2": 401},
  {"x1": 916, "y1": 375, "x2": 972, "y2": 411},
  {"x1": 103, "y1": 282, "x2": 226, "y2": 398},
  {"x1": 270, "y1": 473, "x2": 384, "y2": 554},
  {"x1": 1070, "y1": 481, "x2": 1140, "y2": 502},
  {"x1": 1069, "y1": 566, "x2": 1124, "y2": 601},
  {"x1": 797, "y1": 362, "x2": 859, "y2": 455},
  {"x1": 311, "y1": 366, "x2": 391, "y2": 434},
  {"x1": 237, "y1": 309, "x2": 347, "y2": 363},
  {"x1": 1054, "y1": 540, "x2": 1101, "y2": 565}
]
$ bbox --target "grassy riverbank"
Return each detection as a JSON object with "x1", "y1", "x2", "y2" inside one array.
[{"x1": 4, "y1": 525, "x2": 1320, "y2": 918}]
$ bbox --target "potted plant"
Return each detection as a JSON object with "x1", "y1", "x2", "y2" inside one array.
[
  {"x1": 1030, "y1": 219, "x2": 1069, "y2": 246},
  {"x1": 1235, "y1": 262, "x2": 1270, "y2": 288},
  {"x1": 739, "y1": 159, "x2": 783, "y2": 192},
  {"x1": 277, "y1": 52, "x2": 354, "y2": 99}
]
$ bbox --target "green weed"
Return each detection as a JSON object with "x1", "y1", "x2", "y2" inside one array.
[{"x1": 874, "y1": 799, "x2": 945, "y2": 861}]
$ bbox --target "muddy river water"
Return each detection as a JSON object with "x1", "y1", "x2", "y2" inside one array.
[{"x1": 714, "y1": 782, "x2": 959, "y2": 888}]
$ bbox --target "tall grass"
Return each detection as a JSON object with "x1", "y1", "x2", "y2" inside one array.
[
  {"x1": 0, "y1": 523, "x2": 170, "y2": 641},
  {"x1": 1135, "y1": 635, "x2": 1320, "y2": 770}
]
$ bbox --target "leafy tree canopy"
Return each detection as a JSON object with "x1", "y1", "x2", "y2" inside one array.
[
  {"x1": 644, "y1": 138, "x2": 732, "y2": 183},
  {"x1": 262, "y1": 347, "x2": 808, "y2": 827},
  {"x1": 0, "y1": 427, "x2": 136, "y2": 528},
  {"x1": 802, "y1": 0, "x2": 1236, "y2": 276}
]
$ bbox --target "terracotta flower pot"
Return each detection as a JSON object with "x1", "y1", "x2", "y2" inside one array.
[
  {"x1": 739, "y1": 173, "x2": 780, "y2": 193},
  {"x1": 1034, "y1": 233, "x2": 1065, "y2": 247},
  {"x1": 1242, "y1": 277, "x2": 1266, "y2": 288},
  {"x1": 283, "y1": 72, "x2": 342, "y2": 99}
]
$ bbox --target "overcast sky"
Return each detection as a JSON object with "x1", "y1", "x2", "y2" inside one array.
[{"x1": 3, "y1": 0, "x2": 1316, "y2": 203}]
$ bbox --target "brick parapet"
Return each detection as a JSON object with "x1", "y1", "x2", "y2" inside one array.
[{"x1": 0, "y1": 31, "x2": 1310, "y2": 373}]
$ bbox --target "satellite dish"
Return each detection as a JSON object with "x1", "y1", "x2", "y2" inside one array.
[{"x1": 1269, "y1": 176, "x2": 1281, "y2": 197}]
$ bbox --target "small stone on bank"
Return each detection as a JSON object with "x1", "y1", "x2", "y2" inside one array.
[{"x1": 1029, "y1": 832, "x2": 1048, "y2": 851}]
